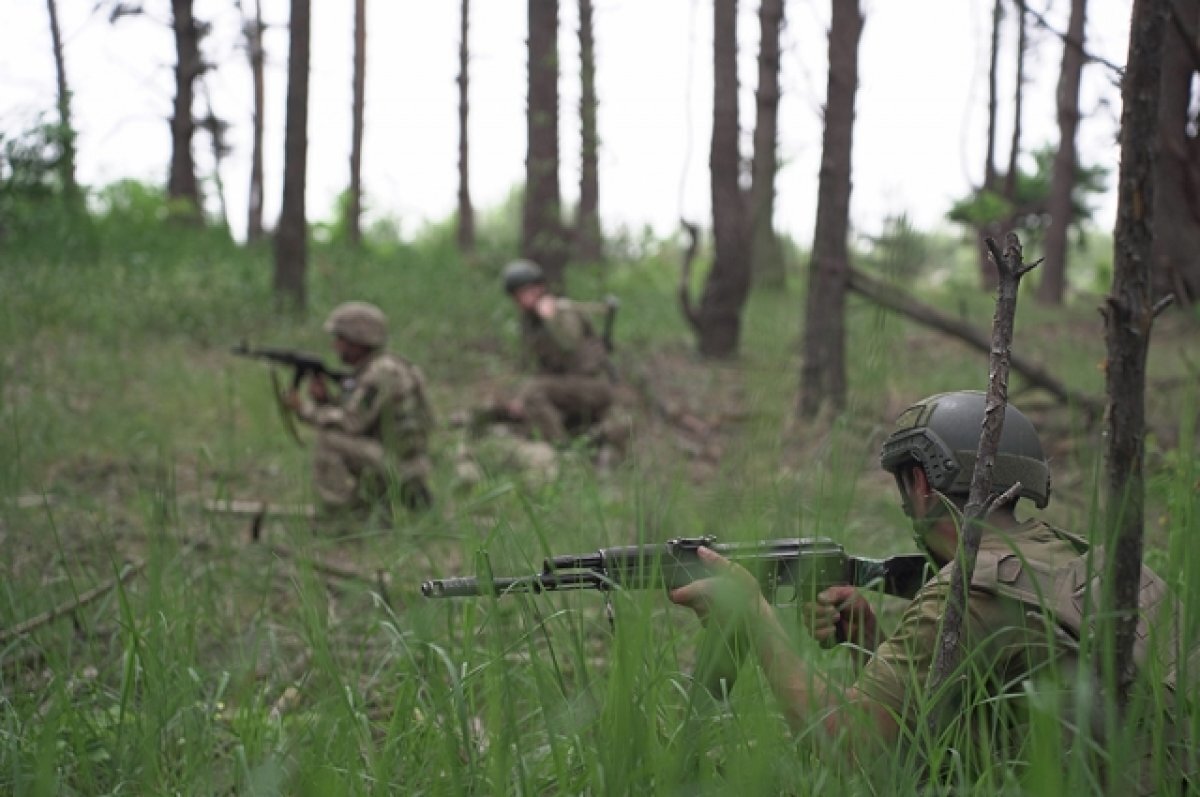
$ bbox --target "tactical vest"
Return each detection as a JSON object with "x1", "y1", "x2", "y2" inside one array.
[{"x1": 965, "y1": 528, "x2": 1190, "y2": 697}]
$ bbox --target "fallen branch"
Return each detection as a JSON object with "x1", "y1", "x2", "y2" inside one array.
[
  {"x1": 847, "y1": 266, "x2": 1103, "y2": 420},
  {"x1": 0, "y1": 560, "x2": 147, "y2": 645}
]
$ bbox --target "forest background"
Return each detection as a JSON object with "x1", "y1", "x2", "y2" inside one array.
[{"x1": 1, "y1": 0, "x2": 1198, "y2": 794}]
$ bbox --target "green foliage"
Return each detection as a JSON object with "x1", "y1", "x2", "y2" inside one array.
[{"x1": 0, "y1": 193, "x2": 1196, "y2": 795}]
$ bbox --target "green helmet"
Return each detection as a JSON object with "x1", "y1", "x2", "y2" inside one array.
[
  {"x1": 879, "y1": 391, "x2": 1051, "y2": 508},
  {"x1": 324, "y1": 301, "x2": 388, "y2": 348},
  {"x1": 502, "y1": 259, "x2": 546, "y2": 294}
]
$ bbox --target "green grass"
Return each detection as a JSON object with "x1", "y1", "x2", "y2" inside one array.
[{"x1": 1, "y1": 212, "x2": 1198, "y2": 794}]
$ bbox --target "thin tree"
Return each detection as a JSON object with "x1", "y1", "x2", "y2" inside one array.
[
  {"x1": 168, "y1": 0, "x2": 203, "y2": 218},
  {"x1": 680, "y1": 0, "x2": 750, "y2": 358},
  {"x1": 749, "y1": 0, "x2": 785, "y2": 289},
  {"x1": 574, "y1": 0, "x2": 602, "y2": 264},
  {"x1": 798, "y1": 0, "x2": 862, "y2": 417},
  {"x1": 1037, "y1": 0, "x2": 1087, "y2": 305},
  {"x1": 347, "y1": 0, "x2": 366, "y2": 246},
  {"x1": 1100, "y1": 0, "x2": 1172, "y2": 705},
  {"x1": 239, "y1": 0, "x2": 266, "y2": 243},
  {"x1": 1003, "y1": 3, "x2": 1027, "y2": 204},
  {"x1": 274, "y1": 0, "x2": 311, "y2": 309},
  {"x1": 975, "y1": 0, "x2": 1004, "y2": 288},
  {"x1": 456, "y1": 0, "x2": 474, "y2": 253},
  {"x1": 1150, "y1": 2, "x2": 1200, "y2": 305},
  {"x1": 45, "y1": 0, "x2": 79, "y2": 203},
  {"x1": 523, "y1": 0, "x2": 567, "y2": 286}
]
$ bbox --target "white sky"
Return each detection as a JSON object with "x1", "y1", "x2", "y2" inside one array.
[{"x1": 0, "y1": 0, "x2": 1131, "y2": 246}]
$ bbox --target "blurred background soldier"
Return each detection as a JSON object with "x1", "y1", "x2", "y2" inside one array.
[
  {"x1": 284, "y1": 301, "x2": 434, "y2": 517},
  {"x1": 498, "y1": 259, "x2": 618, "y2": 447}
]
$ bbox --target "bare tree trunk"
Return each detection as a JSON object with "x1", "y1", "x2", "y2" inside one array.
[
  {"x1": 1003, "y1": 3, "x2": 1026, "y2": 203},
  {"x1": 690, "y1": 0, "x2": 750, "y2": 358},
  {"x1": 522, "y1": 0, "x2": 567, "y2": 287},
  {"x1": 977, "y1": 0, "x2": 1005, "y2": 288},
  {"x1": 199, "y1": 83, "x2": 229, "y2": 232},
  {"x1": 347, "y1": 0, "x2": 366, "y2": 247},
  {"x1": 274, "y1": 0, "x2": 311, "y2": 310},
  {"x1": 749, "y1": 0, "x2": 785, "y2": 290},
  {"x1": 1101, "y1": 0, "x2": 1170, "y2": 706},
  {"x1": 169, "y1": 0, "x2": 203, "y2": 218},
  {"x1": 574, "y1": 0, "x2": 602, "y2": 264},
  {"x1": 457, "y1": 0, "x2": 475, "y2": 254},
  {"x1": 1037, "y1": 0, "x2": 1087, "y2": 305},
  {"x1": 798, "y1": 0, "x2": 862, "y2": 417},
  {"x1": 1150, "y1": 2, "x2": 1200, "y2": 305},
  {"x1": 244, "y1": 0, "x2": 266, "y2": 243},
  {"x1": 45, "y1": 0, "x2": 79, "y2": 203}
]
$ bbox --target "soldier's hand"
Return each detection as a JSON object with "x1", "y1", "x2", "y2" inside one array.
[
  {"x1": 307, "y1": 374, "x2": 329, "y2": 402},
  {"x1": 669, "y1": 547, "x2": 770, "y2": 627},
  {"x1": 803, "y1": 586, "x2": 879, "y2": 649}
]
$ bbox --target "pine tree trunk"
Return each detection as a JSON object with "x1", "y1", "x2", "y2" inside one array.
[
  {"x1": 347, "y1": 0, "x2": 366, "y2": 247},
  {"x1": 694, "y1": 0, "x2": 750, "y2": 358},
  {"x1": 273, "y1": 0, "x2": 311, "y2": 309},
  {"x1": 245, "y1": 0, "x2": 266, "y2": 243},
  {"x1": 522, "y1": 0, "x2": 567, "y2": 287},
  {"x1": 1150, "y1": 2, "x2": 1200, "y2": 305},
  {"x1": 1038, "y1": 0, "x2": 1087, "y2": 305},
  {"x1": 1003, "y1": 4, "x2": 1026, "y2": 203},
  {"x1": 978, "y1": 0, "x2": 1004, "y2": 288},
  {"x1": 574, "y1": 0, "x2": 602, "y2": 264},
  {"x1": 457, "y1": 0, "x2": 475, "y2": 254},
  {"x1": 45, "y1": 0, "x2": 79, "y2": 203},
  {"x1": 749, "y1": 0, "x2": 785, "y2": 290},
  {"x1": 798, "y1": 0, "x2": 862, "y2": 417},
  {"x1": 169, "y1": 0, "x2": 203, "y2": 218},
  {"x1": 1102, "y1": 0, "x2": 1168, "y2": 705}
]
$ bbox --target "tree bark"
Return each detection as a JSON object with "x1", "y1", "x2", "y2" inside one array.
[
  {"x1": 273, "y1": 0, "x2": 311, "y2": 310},
  {"x1": 687, "y1": 0, "x2": 750, "y2": 358},
  {"x1": 749, "y1": 0, "x2": 785, "y2": 290},
  {"x1": 1101, "y1": 0, "x2": 1170, "y2": 705},
  {"x1": 244, "y1": 0, "x2": 266, "y2": 243},
  {"x1": 1149, "y1": 1, "x2": 1200, "y2": 305},
  {"x1": 347, "y1": 0, "x2": 366, "y2": 247},
  {"x1": 574, "y1": 0, "x2": 602, "y2": 264},
  {"x1": 522, "y1": 0, "x2": 567, "y2": 287},
  {"x1": 798, "y1": 0, "x2": 862, "y2": 416},
  {"x1": 1003, "y1": 4, "x2": 1027, "y2": 203},
  {"x1": 45, "y1": 0, "x2": 79, "y2": 203},
  {"x1": 1037, "y1": 0, "x2": 1087, "y2": 305},
  {"x1": 169, "y1": 0, "x2": 203, "y2": 218},
  {"x1": 977, "y1": 0, "x2": 1005, "y2": 288},
  {"x1": 457, "y1": 0, "x2": 475, "y2": 254}
]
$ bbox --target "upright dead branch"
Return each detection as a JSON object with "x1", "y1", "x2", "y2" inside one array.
[{"x1": 926, "y1": 233, "x2": 1040, "y2": 703}]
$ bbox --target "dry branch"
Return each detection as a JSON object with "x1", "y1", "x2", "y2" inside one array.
[
  {"x1": 0, "y1": 560, "x2": 146, "y2": 645},
  {"x1": 847, "y1": 266, "x2": 1102, "y2": 419},
  {"x1": 926, "y1": 233, "x2": 1039, "y2": 704}
]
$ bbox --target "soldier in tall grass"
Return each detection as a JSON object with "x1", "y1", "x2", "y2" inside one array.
[
  {"x1": 670, "y1": 391, "x2": 1191, "y2": 791},
  {"x1": 284, "y1": 301, "x2": 435, "y2": 517}
]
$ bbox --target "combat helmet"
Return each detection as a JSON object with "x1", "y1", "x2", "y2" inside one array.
[
  {"x1": 879, "y1": 390, "x2": 1051, "y2": 508},
  {"x1": 502, "y1": 259, "x2": 546, "y2": 294},
  {"x1": 324, "y1": 301, "x2": 388, "y2": 348}
]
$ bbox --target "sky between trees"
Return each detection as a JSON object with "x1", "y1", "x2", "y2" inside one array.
[{"x1": 0, "y1": 0, "x2": 1130, "y2": 245}]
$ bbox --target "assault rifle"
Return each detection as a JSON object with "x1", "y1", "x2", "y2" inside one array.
[
  {"x1": 422, "y1": 535, "x2": 928, "y2": 603},
  {"x1": 423, "y1": 536, "x2": 929, "y2": 696},
  {"x1": 231, "y1": 342, "x2": 352, "y2": 390}
]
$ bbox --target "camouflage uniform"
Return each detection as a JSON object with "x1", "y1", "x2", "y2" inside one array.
[
  {"x1": 518, "y1": 298, "x2": 614, "y2": 444},
  {"x1": 296, "y1": 303, "x2": 434, "y2": 514},
  {"x1": 858, "y1": 519, "x2": 1191, "y2": 790}
]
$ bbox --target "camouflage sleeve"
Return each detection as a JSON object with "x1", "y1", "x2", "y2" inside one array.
[
  {"x1": 387, "y1": 365, "x2": 434, "y2": 458},
  {"x1": 297, "y1": 362, "x2": 403, "y2": 435},
  {"x1": 542, "y1": 301, "x2": 588, "y2": 354}
]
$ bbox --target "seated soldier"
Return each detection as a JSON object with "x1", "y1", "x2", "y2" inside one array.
[
  {"x1": 497, "y1": 259, "x2": 618, "y2": 447},
  {"x1": 284, "y1": 301, "x2": 434, "y2": 516}
]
